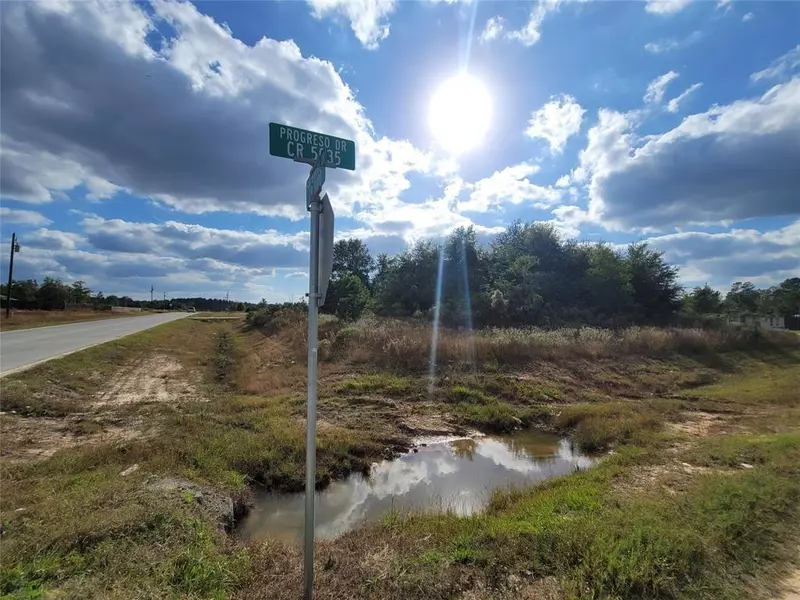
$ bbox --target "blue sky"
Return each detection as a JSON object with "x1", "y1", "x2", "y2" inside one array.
[{"x1": 1, "y1": 0, "x2": 798, "y2": 302}]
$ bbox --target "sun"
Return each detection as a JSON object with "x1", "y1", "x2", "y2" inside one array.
[{"x1": 429, "y1": 72, "x2": 492, "y2": 154}]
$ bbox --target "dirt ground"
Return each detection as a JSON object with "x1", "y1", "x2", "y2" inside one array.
[
  {"x1": 777, "y1": 562, "x2": 800, "y2": 600},
  {"x1": 94, "y1": 355, "x2": 199, "y2": 406},
  {"x1": 0, "y1": 413, "x2": 143, "y2": 462},
  {"x1": 0, "y1": 354, "x2": 202, "y2": 462}
]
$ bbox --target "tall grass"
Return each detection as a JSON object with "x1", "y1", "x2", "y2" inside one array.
[{"x1": 323, "y1": 316, "x2": 798, "y2": 370}]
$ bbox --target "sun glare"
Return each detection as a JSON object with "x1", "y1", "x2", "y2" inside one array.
[{"x1": 428, "y1": 72, "x2": 492, "y2": 154}]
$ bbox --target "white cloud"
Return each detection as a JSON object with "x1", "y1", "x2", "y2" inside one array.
[
  {"x1": 666, "y1": 83, "x2": 702, "y2": 113},
  {"x1": 550, "y1": 204, "x2": 590, "y2": 239},
  {"x1": 644, "y1": 30, "x2": 702, "y2": 53},
  {"x1": 578, "y1": 78, "x2": 800, "y2": 230},
  {"x1": 0, "y1": 0, "x2": 446, "y2": 235},
  {"x1": 305, "y1": 0, "x2": 396, "y2": 49},
  {"x1": 574, "y1": 109, "x2": 633, "y2": 187},
  {"x1": 742, "y1": 12, "x2": 754, "y2": 22},
  {"x1": 79, "y1": 217, "x2": 309, "y2": 269},
  {"x1": 285, "y1": 271, "x2": 308, "y2": 279},
  {"x1": 455, "y1": 163, "x2": 562, "y2": 213},
  {"x1": 645, "y1": 0, "x2": 693, "y2": 15},
  {"x1": 750, "y1": 45, "x2": 800, "y2": 82},
  {"x1": 0, "y1": 137, "x2": 121, "y2": 204},
  {"x1": 480, "y1": 16, "x2": 504, "y2": 43},
  {"x1": 525, "y1": 94, "x2": 586, "y2": 154},
  {"x1": 25, "y1": 228, "x2": 84, "y2": 251},
  {"x1": 8, "y1": 217, "x2": 319, "y2": 301},
  {"x1": 10, "y1": 241, "x2": 288, "y2": 301},
  {"x1": 645, "y1": 221, "x2": 800, "y2": 288},
  {"x1": 0, "y1": 207, "x2": 52, "y2": 226},
  {"x1": 497, "y1": 0, "x2": 588, "y2": 47},
  {"x1": 644, "y1": 71, "x2": 680, "y2": 104}
]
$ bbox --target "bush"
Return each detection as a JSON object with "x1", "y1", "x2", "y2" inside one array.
[
  {"x1": 332, "y1": 274, "x2": 370, "y2": 322},
  {"x1": 245, "y1": 304, "x2": 306, "y2": 334}
]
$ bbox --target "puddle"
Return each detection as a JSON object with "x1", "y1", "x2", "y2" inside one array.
[{"x1": 237, "y1": 431, "x2": 594, "y2": 544}]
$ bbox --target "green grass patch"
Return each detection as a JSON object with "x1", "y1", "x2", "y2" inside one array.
[
  {"x1": 332, "y1": 373, "x2": 417, "y2": 397},
  {"x1": 686, "y1": 432, "x2": 800, "y2": 470},
  {"x1": 453, "y1": 401, "x2": 522, "y2": 433},
  {"x1": 553, "y1": 401, "x2": 680, "y2": 452},
  {"x1": 687, "y1": 360, "x2": 800, "y2": 407},
  {"x1": 334, "y1": 437, "x2": 800, "y2": 600}
]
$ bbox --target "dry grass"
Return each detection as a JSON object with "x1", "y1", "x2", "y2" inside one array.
[
  {"x1": 0, "y1": 309, "x2": 143, "y2": 331},
  {"x1": 3, "y1": 314, "x2": 800, "y2": 599},
  {"x1": 325, "y1": 317, "x2": 799, "y2": 371}
]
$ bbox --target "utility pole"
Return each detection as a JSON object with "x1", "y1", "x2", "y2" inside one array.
[
  {"x1": 150, "y1": 285, "x2": 154, "y2": 303},
  {"x1": 5, "y1": 233, "x2": 20, "y2": 318}
]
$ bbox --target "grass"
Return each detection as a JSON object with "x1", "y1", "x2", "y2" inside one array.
[
  {"x1": 0, "y1": 321, "x2": 390, "y2": 598},
  {"x1": 212, "y1": 329, "x2": 239, "y2": 383},
  {"x1": 2, "y1": 316, "x2": 800, "y2": 599},
  {"x1": 0, "y1": 309, "x2": 145, "y2": 332},
  {"x1": 552, "y1": 400, "x2": 682, "y2": 452},
  {"x1": 328, "y1": 317, "x2": 800, "y2": 371},
  {"x1": 333, "y1": 373, "x2": 418, "y2": 397},
  {"x1": 0, "y1": 319, "x2": 212, "y2": 416},
  {"x1": 686, "y1": 359, "x2": 800, "y2": 407},
  {"x1": 243, "y1": 437, "x2": 800, "y2": 599}
]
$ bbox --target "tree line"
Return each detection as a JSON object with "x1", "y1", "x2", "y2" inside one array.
[
  {"x1": 323, "y1": 222, "x2": 800, "y2": 327},
  {"x1": 683, "y1": 279, "x2": 800, "y2": 319},
  {"x1": 0, "y1": 277, "x2": 258, "y2": 312},
  {"x1": 4, "y1": 220, "x2": 798, "y2": 327}
]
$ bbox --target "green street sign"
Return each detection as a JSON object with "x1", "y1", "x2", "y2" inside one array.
[{"x1": 269, "y1": 122, "x2": 356, "y2": 171}]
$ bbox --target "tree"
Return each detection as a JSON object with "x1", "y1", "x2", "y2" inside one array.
[
  {"x1": 686, "y1": 284, "x2": 723, "y2": 315},
  {"x1": 332, "y1": 239, "x2": 375, "y2": 288},
  {"x1": 625, "y1": 243, "x2": 682, "y2": 324},
  {"x1": 724, "y1": 281, "x2": 760, "y2": 314},
  {"x1": 373, "y1": 240, "x2": 440, "y2": 316},
  {"x1": 333, "y1": 273, "x2": 370, "y2": 321},
  {"x1": 773, "y1": 278, "x2": 800, "y2": 315},
  {"x1": 582, "y1": 243, "x2": 633, "y2": 324},
  {"x1": 71, "y1": 280, "x2": 92, "y2": 305},
  {"x1": 36, "y1": 277, "x2": 69, "y2": 310}
]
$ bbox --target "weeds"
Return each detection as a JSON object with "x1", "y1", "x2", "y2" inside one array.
[
  {"x1": 333, "y1": 374, "x2": 417, "y2": 397},
  {"x1": 329, "y1": 317, "x2": 799, "y2": 371},
  {"x1": 553, "y1": 401, "x2": 680, "y2": 451},
  {"x1": 213, "y1": 329, "x2": 238, "y2": 383},
  {"x1": 3, "y1": 315, "x2": 800, "y2": 599}
]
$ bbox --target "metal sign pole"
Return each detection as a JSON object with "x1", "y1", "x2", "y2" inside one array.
[{"x1": 303, "y1": 176, "x2": 322, "y2": 600}]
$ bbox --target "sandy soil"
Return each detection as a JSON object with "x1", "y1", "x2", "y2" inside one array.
[
  {"x1": 94, "y1": 355, "x2": 199, "y2": 406},
  {"x1": 776, "y1": 561, "x2": 800, "y2": 600},
  {"x1": 0, "y1": 413, "x2": 142, "y2": 462},
  {"x1": 1, "y1": 354, "x2": 201, "y2": 462},
  {"x1": 667, "y1": 411, "x2": 728, "y2": 436}
]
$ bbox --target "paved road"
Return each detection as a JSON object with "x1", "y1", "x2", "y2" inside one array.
[{"x1": 0, "y1": 312, "x2": 188, "y2": 375}]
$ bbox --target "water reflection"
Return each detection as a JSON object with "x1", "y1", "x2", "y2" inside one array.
[{"x1": 237, "y1": 431, "x2": 593, "y2": 544}]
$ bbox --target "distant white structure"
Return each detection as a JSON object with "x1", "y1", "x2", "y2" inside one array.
[{"x1": 731, "y1": 313, "x2": 786, "y2": 329}]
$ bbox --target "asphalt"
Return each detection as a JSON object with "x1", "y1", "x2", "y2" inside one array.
[{"x1": 0, "y1": 312, "x2": 188, "y2": 375}]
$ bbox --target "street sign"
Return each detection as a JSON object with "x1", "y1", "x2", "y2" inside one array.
[
  {"x1": 268, "y1": 119, "x2": 354, "y2": 600},
  {"x1": 318, "y1": 193, "x2": 334, "y2": 307},
  {"x1": 269, "y1": 122, "x2": 356, "y2": 171},
  {"x1": 306, "y1": 154, "x2": 326, "y2": 208}
]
